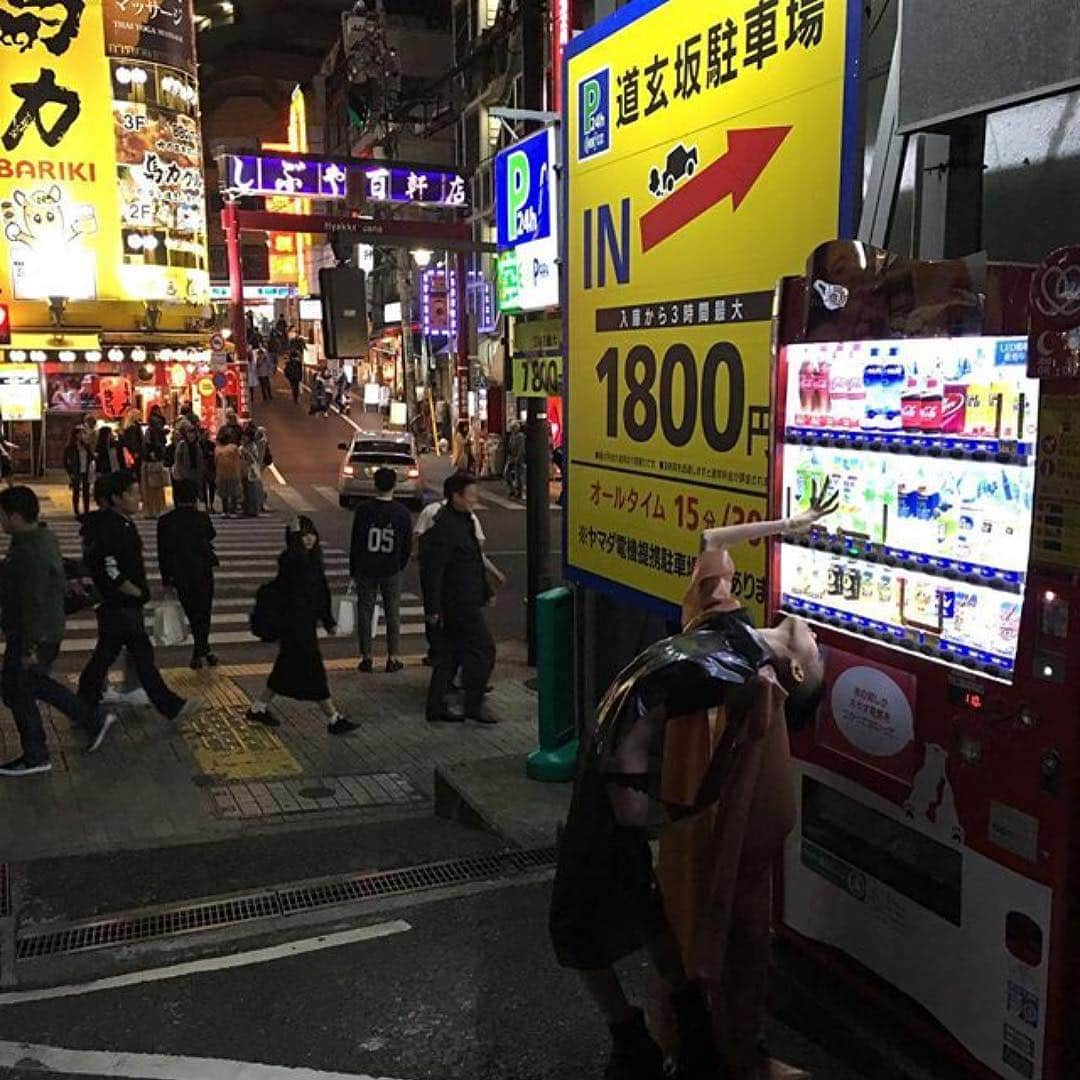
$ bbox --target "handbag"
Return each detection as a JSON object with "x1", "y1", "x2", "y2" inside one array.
[
  {"x1": 153, "y1": 599, "x2": 187, "y2": 647},
  {"x1": 334, "y1": 582, "x2": 357, "y2": 637},
  {"x1": 145, "y1": 460, "x2": 166, "y2": 488},
  {"x1": 62, "y1": 557, "x2": 100, "y2": 615}
]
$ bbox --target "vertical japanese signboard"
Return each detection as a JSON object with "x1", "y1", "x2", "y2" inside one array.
[
  {"x1": 0, "y1": 0, "x2": 207, "y2": 309},
  {"x1": 564, "y1": 0, "x2": 859, "y2": 618},
  {"x1": 107, "y1": 0, "x2": 208, "y2": 305},
  {"x1": 0, "y1": 0, "x2": 118, "y2": 302}
]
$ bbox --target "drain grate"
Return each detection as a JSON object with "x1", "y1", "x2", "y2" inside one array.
[
  {"x1": 15, "y1": 848, "x2": 555, "y2": 961},
  {"x1": 16, "y1": 893, "x2": 281, "y2": 960},
  {"x1": 277, "y1": 847, "x2": 555, "y2": 914},
  {"x1": 0, "y1": 863, "x2": 10, "y2": 919}
]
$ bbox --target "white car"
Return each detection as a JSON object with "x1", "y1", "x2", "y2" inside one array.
[{"x1": 337, "y1": 432, "x2": 422, "y2": 509}]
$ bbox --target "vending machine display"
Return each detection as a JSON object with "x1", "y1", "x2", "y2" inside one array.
[
  {"x1": 777, "y1": 335, "x2": 1039, "y2": 682},
  {"x1": 770, "y1": 246, "x2": 1080, "y2": 1080}
]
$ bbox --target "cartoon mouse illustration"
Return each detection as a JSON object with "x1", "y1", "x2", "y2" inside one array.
[
  {"x1": 904, "y1": 743, "x2": 965, "y2": 845},
  {"x1": 2, "y1": 185, "x2": 97, "y2": 249}
]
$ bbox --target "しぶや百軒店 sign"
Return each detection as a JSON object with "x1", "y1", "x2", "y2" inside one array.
[{"x1": 564, "y1": 0, "x2": 859, "y2": 619}]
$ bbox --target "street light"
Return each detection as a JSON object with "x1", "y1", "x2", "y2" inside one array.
[{"x1": 410, "y1": 248, "x2": 433, "y2": 268}]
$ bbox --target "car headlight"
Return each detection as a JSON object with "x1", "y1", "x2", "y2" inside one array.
[{"x1": 342, "y1": 465, "x2": 355, "y2": 476}]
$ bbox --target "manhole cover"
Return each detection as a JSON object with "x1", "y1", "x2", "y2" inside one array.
[{"x1": 298, "y1": 785, "x2": 335, "y2": 799}]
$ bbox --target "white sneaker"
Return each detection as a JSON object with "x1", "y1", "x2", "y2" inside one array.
[
  {"x1": 102, "y1": 687, "x2": 150, "y2": 707},
  {"x1": 87, "y1": 712, "x2": 117, "y2": 753}
]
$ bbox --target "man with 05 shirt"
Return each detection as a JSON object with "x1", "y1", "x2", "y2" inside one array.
[{"x1": 349, "y1": 468, "x2": 413, "y2": 674}]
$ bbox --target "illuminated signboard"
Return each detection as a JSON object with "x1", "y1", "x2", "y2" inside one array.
[
  {"x1": 494, "y1": 128, "x2": 559, "y2": 312},
  {"x1": 209, "y1": 284, "x2": 297, "y2": 301},
  {"x1": 0, "y1": 0, "x2": 208, "y2": 309},
  {"x1": 0, "y1": 365, "x2": 43, "y2": 421},
  {"x1": 220, "y1": 154, "x2": 469, "y2": 210},
  {"x1": 421, "y1": 266, "x2": 459, "y2": 337}
]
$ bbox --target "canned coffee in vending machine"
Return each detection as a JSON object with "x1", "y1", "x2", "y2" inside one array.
[{"x1": 770, "y1": 240, "x2": 1080, "y2": 1080}]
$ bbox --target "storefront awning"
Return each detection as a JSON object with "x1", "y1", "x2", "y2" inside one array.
[
  {"x1": 2, "y1": 331, "x2": 101, "y2": 363},
  {"x1": 1, "y1": 331, "x2": 215, "y2": 365}
]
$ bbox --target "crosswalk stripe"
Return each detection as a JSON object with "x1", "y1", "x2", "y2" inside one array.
[
  {"x1": 268, "y1": 485, "x2": 317, "y2": 513},
  {"x1": 5, "y1": 510, "x2": 433, "y2": 653},
  {"x1": 65, "y1": 606, "x2": 427, "y2": 631},
  {"x1": 314, "y1": 484, "x2": 343, "y2": 506},
  {"x1": 57, "y1": 623, "x2": 426, "y2": 653}
]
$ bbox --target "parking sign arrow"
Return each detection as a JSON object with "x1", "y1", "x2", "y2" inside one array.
[{"x1": 639, "y1": 126, "x2": 792, "y2": 253}]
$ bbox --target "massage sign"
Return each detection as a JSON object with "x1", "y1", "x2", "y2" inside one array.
[{"x1": 0, "y1": 0, "x2": 208, "y2": 307}]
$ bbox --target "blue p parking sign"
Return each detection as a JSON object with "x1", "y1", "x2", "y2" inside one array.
[{"x1": 577, "y1": 68, "x2": 611, "y2": 161}]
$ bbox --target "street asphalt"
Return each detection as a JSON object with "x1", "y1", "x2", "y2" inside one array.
[
  {"x1": 0, "y1": 878, "x2": 874, "y2": 1080},
  {"x1": 0, "y1": 376, "x2": 951, "y2": 1080}
]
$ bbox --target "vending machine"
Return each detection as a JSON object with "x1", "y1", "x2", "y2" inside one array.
[{"x1": 770, "y1": 241, "x2": 1080, "y2": 1080}]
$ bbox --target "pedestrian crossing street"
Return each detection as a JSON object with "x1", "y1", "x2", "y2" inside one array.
[{"x1": 3, "y1": 513, "x2": 426, "y2": 656}]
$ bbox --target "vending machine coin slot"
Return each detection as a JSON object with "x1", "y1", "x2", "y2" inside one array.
[{"x1": 1038, "y1": 590, "x2": 1068, "y2": 638}]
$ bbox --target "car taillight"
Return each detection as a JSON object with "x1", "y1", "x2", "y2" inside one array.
[
  {"x1": 343, "y1": 465, "x2": 355, "y2": 476},
  {"x1": 407, "y1": 467, "x2": 420, "y2": 479}
]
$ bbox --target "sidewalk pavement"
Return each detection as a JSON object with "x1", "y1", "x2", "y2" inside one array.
[
  {"x1": 12, "y1": 474, "x2": 127, "y2": 520},
  {"x1": 0, "y1": 641, "x2": 545, "y2": 862}
]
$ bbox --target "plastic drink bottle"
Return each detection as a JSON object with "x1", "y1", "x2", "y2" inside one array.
[{"x1": 862, "y1": 349, "x2": 882, "y2": 431}]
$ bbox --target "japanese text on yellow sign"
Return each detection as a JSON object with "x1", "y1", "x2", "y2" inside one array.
[
  {"x1": 565, "y1": 0, "x2": 855, "y2": 617},
  {"x1": 0, "y1": 0, "x2": 207, "y2": 313},
  {"x1": 1033, "y1": 394, "x2": 1080, "y2": 571}
]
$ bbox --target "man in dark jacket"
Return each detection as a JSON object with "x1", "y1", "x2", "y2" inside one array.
[
  {"x1": 420, "y1": 473, "x2": 496, "y2": 723},
  {"x1": 0, "y1": 487, "x2": 115, "y2": 776},
  {"x1": 350, "y1": 467, "x2": 412, "y2": 674},
  {"x1": 283, "y1": 353, "x2": 303, "y2": 405},
  {"x1": 158, "y1": 479, "x2": 218, "y2": 670},
  {"x1": 76, "y1": 472, "x2": 200, "y2": 721}
]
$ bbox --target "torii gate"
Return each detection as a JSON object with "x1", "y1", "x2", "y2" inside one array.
[{"x1": 220, "y1": 204, "x2": 498, "y2": 419}]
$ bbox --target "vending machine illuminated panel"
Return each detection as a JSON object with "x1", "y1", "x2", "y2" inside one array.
[{"x1": 777, "y1": 335, "x2": 1039, "y2": 684}]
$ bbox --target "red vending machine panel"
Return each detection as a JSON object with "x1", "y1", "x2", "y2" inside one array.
[{"x1": 771, "y1": 244, "x2": 1080, "y2": 1080}]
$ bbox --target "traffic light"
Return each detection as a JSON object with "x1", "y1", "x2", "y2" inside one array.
[
  {"x1": 0, "y1": 302, "x2": 9, "y2": 346},
  {"x1": 347, "y1": 85, "x2": 370, "y2": 129}
]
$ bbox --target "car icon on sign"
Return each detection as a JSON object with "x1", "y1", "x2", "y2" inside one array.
[{"x1": 649, "y1": 143, "x2": 698, "y2": 197}]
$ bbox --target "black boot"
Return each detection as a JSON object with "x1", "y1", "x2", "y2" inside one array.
[
  {"x1": 672, "y1": 982, "x2": 724, "y2": 1079},
  {"x1": 605, "y1": 1008, "x2": 667, "y2": 1080}
]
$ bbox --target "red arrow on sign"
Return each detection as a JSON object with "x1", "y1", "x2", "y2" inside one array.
[{"x1": 639, "y1": 125, "x2": 792, "y2": 254}]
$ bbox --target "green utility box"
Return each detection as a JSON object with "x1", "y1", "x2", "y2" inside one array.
[{"x1": 527, "y1": 586, "x2": 578, "y2": 782}]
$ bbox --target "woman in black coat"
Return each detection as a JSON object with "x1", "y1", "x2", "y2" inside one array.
[
  {"x1": 94, "y1": 424, "x2": 121, "y2": 475},
  {"x1": 246, "y1": 516, "x2": 355, "y2": 734}
]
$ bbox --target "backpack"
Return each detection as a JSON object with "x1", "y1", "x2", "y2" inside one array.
[{"x1": 250, "y1": 579, "x2": 285, "y2": 642}]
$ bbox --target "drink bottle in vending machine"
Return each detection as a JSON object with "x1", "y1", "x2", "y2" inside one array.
[{"x1": 772, "y1": 241, "x2": 1080, "y2": 1080}]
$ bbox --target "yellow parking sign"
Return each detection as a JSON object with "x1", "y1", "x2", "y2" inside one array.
[{"x1": 564, "y1": 0, "x2": 859, "y2": 618}]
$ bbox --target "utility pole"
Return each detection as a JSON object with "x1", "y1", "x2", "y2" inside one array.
[
  {"x1": 521, "y1": 0, "x2": 550, "y2": 666},
  {"x1": 396, "y1": 250, "x2": 415, "y2": 425}
]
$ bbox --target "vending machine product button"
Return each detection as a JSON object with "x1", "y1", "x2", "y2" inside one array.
[
  {"x1": 957, "y1": 735, "x2": 983, "y2": 764},
  {"x1": 1039, "y1": 751, "x2": 1062, "y2": 794}
]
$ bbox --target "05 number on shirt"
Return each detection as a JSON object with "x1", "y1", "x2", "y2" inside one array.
[{"x1": 367, "y1": 525, "x2": 395, "y2": 554}]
